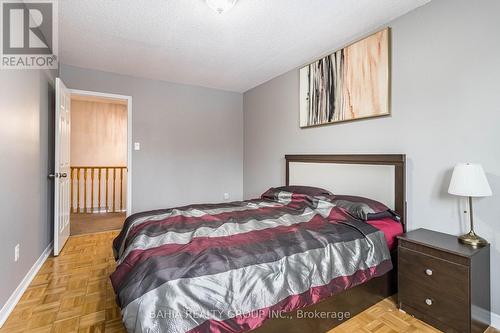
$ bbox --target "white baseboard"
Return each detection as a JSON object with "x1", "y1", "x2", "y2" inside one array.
[
  {"x1": 0, "y1": 241, "x2": 53, "y2": 327},
  {"x1": 492, "y1": 311, "x2": 500, "y2": 329}
]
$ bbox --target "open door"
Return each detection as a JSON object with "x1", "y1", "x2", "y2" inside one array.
[{"x1": 52, "y1": 78, "x2": 71, "y2": 256}]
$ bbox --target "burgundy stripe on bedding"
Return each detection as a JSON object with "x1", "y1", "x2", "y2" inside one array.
[
  {"x1": 112, "y1": 189, "x2": 397, "y2": 333},
  {"x1": 187, "y1": 260, "x2": 392, "y2": 333},
  {"x1": 123, "y1": 204, "x2": 310, "y2": 249}
]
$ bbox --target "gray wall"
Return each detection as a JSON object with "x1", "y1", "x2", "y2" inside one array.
[
  {"x1": 0, "y1": 69, "x2": 55, "y2": 309},
  {"x1": 61, "y1": 65, "x2": 243, "y2": 212},
  {"x1": 243, "y1": 0, "x2": 500, "y2": 315}
]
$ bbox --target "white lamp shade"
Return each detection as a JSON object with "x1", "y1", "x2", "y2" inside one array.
[{"x1": 448, "y1": 163, "x2": 492, "y2": 197}]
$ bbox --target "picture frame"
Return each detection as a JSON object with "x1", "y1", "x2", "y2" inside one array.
[{"x1": 299, "y1": 28, "x2": 391, "y2": 128}]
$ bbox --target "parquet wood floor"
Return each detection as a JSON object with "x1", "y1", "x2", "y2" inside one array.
[
  {"x1": 0, "y1": 232, "x2": 124, "y2": 333},
  {"x1": 1, "y1": 231, "x2": 497, "y2": 333},
  {"x1": 332, "y1": 297, "x2": 438, "y2": 333}
]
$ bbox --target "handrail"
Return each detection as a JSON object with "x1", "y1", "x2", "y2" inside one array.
[{"x1": 70, "y1": 166, "x2": 127, "y2": 214}]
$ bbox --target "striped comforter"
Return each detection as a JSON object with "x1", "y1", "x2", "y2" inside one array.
[{"x1": 111, "y1": 189, "x2": 393, "y2": 333}]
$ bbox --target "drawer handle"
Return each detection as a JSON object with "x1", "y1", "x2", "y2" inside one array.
[
  {"x1": 425, "y1": 298, "x2": 433, "y2": 306},
  {"x1": 425, "y1": 268, "x2": 433, "y2": 276}
]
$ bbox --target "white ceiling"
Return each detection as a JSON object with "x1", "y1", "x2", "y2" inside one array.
[{"x1": 59, "y1": 0, "x2": 430, "y2": 92}]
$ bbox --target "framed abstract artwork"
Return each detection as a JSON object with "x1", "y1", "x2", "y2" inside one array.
[{"x1": 299, "y1": 28, "x2": 390, "y2": 127}]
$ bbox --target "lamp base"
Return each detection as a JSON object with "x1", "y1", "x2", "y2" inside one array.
[{"x1": 458, "y1": 231, "x2": 488, "y2": 247}]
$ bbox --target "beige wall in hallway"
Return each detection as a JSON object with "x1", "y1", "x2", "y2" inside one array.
[
  {"x1": 70, "y1": 99, "x2": 128, "y2": 212},
  {"x1": 71, "y1": 99, "x2": 127, "y2": 166}
]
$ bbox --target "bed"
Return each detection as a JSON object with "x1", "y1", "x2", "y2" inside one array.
[{"x1": 111, "y1": 154, "x2": 406, "y2": 333}]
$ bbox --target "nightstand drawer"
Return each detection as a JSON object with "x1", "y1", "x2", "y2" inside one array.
[
  {"x1": 399, "y1": 247, "x2": 469, "y2": 300},
  {"x1": 399, "y1": 274, "x2": 469, "y2": 332}
]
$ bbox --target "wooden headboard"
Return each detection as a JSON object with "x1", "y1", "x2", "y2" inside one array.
[{"x1": 285, "y1": 154, "x2": 406, "y2": 231}]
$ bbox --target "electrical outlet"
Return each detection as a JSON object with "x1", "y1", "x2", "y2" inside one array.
[
  {"x1": 14, "y1": 244, "x2": 20, "y2": 262},
  {"x1": 223, "y1": 193, "x2": 230, "y2": 201}
]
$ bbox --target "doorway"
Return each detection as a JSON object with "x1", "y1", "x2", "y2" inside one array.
[{"x1": 68, "y1": 90, "x2": 132, "y2": 236}]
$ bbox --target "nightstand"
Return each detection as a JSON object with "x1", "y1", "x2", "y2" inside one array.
[{"x1": 397, "y1": 228, "x2": 490, "y2": 333}]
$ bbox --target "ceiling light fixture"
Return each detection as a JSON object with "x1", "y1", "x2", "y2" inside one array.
[{"x1": 206, "y1": 0, "x2": 237, "y2": 14}]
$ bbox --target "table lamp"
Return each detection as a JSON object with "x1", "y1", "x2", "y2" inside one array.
[{"x1": 448, "y1": 163, "x2": 492, "y2": 247}]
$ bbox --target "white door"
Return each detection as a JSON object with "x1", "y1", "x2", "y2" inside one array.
[{"x1": 53, "y1": 78, "x2": 71, "y2": 256}]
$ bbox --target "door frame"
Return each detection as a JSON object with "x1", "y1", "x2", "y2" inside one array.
[{"x1": 68, "y1": 89, "x2": 133, "y2": 217}]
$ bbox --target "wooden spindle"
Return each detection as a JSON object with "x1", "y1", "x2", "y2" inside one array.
[
  {"x1": 76, "y1": 168, "x2": 80, "y2": 213},
  {"x1": 112, "y1": 168, "x2": 116, "y2": 213},
  {"x1": 120, "y1": 167, "x2": 124, "y2": 211},
  {"x1": 83, "y1": 168, "x2": 87, "y2": 213},
  {"x1": 70, "y1": 168, "x2": 74, "y2": 213},
  {"x1": 91, "y1": 168, "x2": 94, "y2": 213},
  {"x1": 105, "y1": 168, "x2": 109, "y2": 212},
  {"x1": 98, "y1": 168, "x2": 101, "y2": 212}
]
